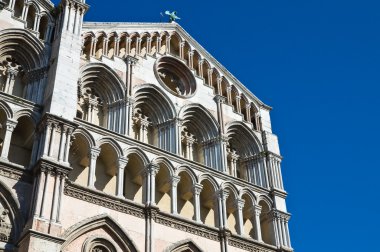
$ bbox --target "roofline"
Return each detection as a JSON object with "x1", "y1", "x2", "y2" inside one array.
[{"x1": 82, "y1": 21, "x2": 273, "y2": 111}]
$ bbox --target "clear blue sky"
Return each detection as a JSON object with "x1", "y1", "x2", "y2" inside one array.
[{"x1": 53, "y1": 0, "x2": 380, "y2": 250}]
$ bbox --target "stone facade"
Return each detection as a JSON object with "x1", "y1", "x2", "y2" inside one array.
[{"x1": 0, "y1": 0, "x2": 292, "y2": 251}]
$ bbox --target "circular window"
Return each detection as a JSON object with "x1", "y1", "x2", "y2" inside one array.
[{"x1": 154, "y1": 56, "x2": 197, "y2": 98}]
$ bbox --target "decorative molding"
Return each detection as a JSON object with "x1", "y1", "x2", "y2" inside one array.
[
  {"x1": 0, "y1": 160, "x2": 33, "y2": 183},
  {"x1": 63, "y1": 182, "x2": 145, "y2": 219},
  {"x1": 155, "y1": 212, "x2": 220, "y2": 242},
  {"x1": 228, "y1": 235, "x2": 277, "y2": 252}
]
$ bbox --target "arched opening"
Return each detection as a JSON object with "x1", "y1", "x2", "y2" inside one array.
[
  {"x1": 240, "y1": 94, "x2": 248, "y2": 121},
  {"x1": 118, "y1": 34, "x2": 127, "y2": 58},
  {"x1": 225, "y1": 189, "x2": 238, "y2": 235},
  {"x1": 25, "y1": 5, "x2": 37, "y2": 30},
  {"x1": 124, "y1": 153, "x2": 144, "y2": 204},
  {"x1": 169, "y1": 34, "x2": 180, "y2": 57},
  {"x1": 211, "y1": 70, "x2": 219, "y2": 94},
  {"x1": 68, "y1": 134, "x2": 91, "y2": 187},
  {"x1": 242, "y1": 194, "x2": 255, "y2": 239},
  {"x1": 259, "y1": 201, "x2": 276, "y2": 245},
  {"x1": 81, "y1": 35, "x2": 92, "y2": 60},
  {"x1": 13, "y1": 0, "x2": 24, "y2": 19},
  {"x1": 231, "y1": 86, "x2": 239, "y2": 113},
  {"x1": 38, "y1": 15, "x2": 49, "y2": 41},
  {"x1": 94, "y1": 143, "x2": 118, "y2": 195},
  {"x1": 221, "y1": 77, "x2": 229, "y2": 101},
  {"x1": 78, "y1": 64, "x2": 125, "y2": 133},
  {"x1": 133, "y1": 86, "x2": 175, "y2": 152},
  {"x1": 95, "y1": 34, "x2": 105, "y2": 59},
  {"x1": 0, "y1": 109, "x2": 8, "y2": 155},
  {"x1": 160, "y1": 34, "x2": 168, "y2": 54},
  {"x1": 129, "y1": 34, "x2": 138, "y2": 57},
  {"x1": 250, "y1": 103, "x2": 260, "y2": 131},
  {"x1": 180, "y1": 105, "x2": 219, "y2": 169},
  {"x1": 177, "y1": 171, "x2": 194, "y2": 220},
  {"x1": 155, "y1": 163, "x2": 171, "y2": 213},
  {"x1": 226, "y1": 123, "x2": 262, "y2": 184},
  {"x1": 201, "y1": 60, "x2": 209, "y2": 84},
  {"x1": 107, "y1": 34, "x2": 117, "y2": 58},
  {"x1": 150, "y1": 33, "x2": 159, "y2": 55},
  {"x1": 0, "y1": 57, "x2": 25, "y2": 99},
  {"x1": 8, "y1": 116, "x2": 34, "y2": 167},
  {"x1": 140, "y1": 34, "x2": 149, "y2": 57},
  {"x1": 199, "y1": 179, "x2": 217, "y2": 227}
]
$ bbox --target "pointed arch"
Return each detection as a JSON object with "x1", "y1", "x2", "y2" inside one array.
[
  {"x1": 164, "y1": 239, "x2": 204, "y2": 252},
  {"x1": 239, "y1": 188, "x2": 258, "y2": 205},
  {"x1": 61, "y1": 214, "x2": 138, "y2": 252}
]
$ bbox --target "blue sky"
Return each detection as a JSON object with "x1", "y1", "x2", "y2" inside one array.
[{"x1": 53, "y1": 0, "x2": 380, "y2": 250}]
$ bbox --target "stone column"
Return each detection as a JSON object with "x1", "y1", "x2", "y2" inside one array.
[
  {"x1": 198, "y1": 59, "x2": 204, "y2": 78},
  {"x1": 179, "y1": 42, "x2": 185, "y2": 59},
  {"x1": 192, "y1": 183, "x2": 203, "y2": 223},
  {"x1": 125, "y1": 55, "x2": 138, "y2": 96},
  {"x1": 188, "y1": 51, "x2": 194, "y2": 69},
  {"x1": 117, "y1": 157, "x2": 128, "y2": 197},
  {"x1": 0, "y1": 120, "x2": 17, "y2": 160},
  {"x1": 218, "y1": 189, "x2": 229, "y2": 229},
  {"x1": 170, "y1": 175, "x2": 180, "y2": 214},
  {"x1": 207, "y1": 68, "x2": 213, "y2": 86},
  {"x1": 253, "y1": 205, "x2": 263, "y2": 242},
  {"x1": 145, "y1": 163, "x2": 160, "y2": 206},
  {"x1": 226, "y1": 86, "x2": 232, "y2": 105},
  {"x1": 236, "y1": 95, "x2": 241, "y2": 114},
  {"x1": 88, "y1": 147, "x2": 100, "y2": 189},
  {"x1": 245, "y1": 104, "x2": 251, "y2": 122},
  {"x1": 34, "y1": 13, "x2": 40, "y2": 31},
  {"x1": 236, "y1": 199, "x2": 245, "y2": 235}
]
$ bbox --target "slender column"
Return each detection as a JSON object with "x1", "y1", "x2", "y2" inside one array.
[
  {"x1": 218, "y1": 189, "x2": 229, "y2": 229},
  {"x1": 236, "y1": 199, "x2": 245, "y2": 235},
  {"x1": 245, "y1": 104, "x2": 251, "y2": 122},
  {"x1": 253, "y1": 205, "x2": 263, "y2": 242},
  {"x1": 145, "y1": 163, "x2": 160, "y2": 206},
  {"x1": 125, "y1": 55, "x2": 138, "y2": 96},
  {"x1": 179, "y1": 42, "x2": 185, "y2": 59},
  {"x1": 117, "y1": 157, "x2": 128, "y2": 197},
  {"x1": 39, "y1": 171, "x2": 49, "y2": 218},
  {"x1": 236, "y1": 95, "x2": 241, "y2": 114},
  {"x1": 146, "y1": 37, "x2": 152, "y2": 55},
  {"x1": 198, "y1": 59, "x2": 204, "y2": 78},
  {"x1": 91, "y1": 38, "x2": 97, "y2": 56},
  {"x1": 55, "y1": 174, "x2": 64, "y2": 223},
  {"x1": 0, "y1": 120, "x2": 17, "y2": 160},
  {"x1": 166, "y1": 36, "x2": 170, "y2": 54},
  {"x1": 34, "y1": 13, "x2": 40, "y2": 31},
  {"x1": 88, "y1": 147, "x2": 101, "y2": 189},
  {"x1": 188, "y1": 51, "x2": 194, "y2": 69},
  {"x1": 63, "y1": 128, "x2": 73, "y2": 163},
  {"x1": 115, "y1": 37, "x2": 120, "y2": 57},
  {"x1": 192, "y1": 184, "x2": 203, "y2": 223},
  {"x1": 21, "y1": 4, "x2": 29, "y2": 20},
  {"x1": 170, "y1": 175, "x2": 180, "y2": 214},
  {"x1": 58, "y1": 125, "x2": 65, "y2": 162},
  {"x1": 50, "y1": 173, "x2": 61, "y2": 222},
  {"x1": 102, "y1": 38, "x2": 107, "y2": 56},
  {"x1": 174, "y1": 119, "x2": 183, "y2": 156},
  {"x1": 226, "y1": 87, "x2": 232, "y2": 105},
  {"x1": 207, "y1": 68, "x2": 213, "y2": 86},
  {"x1": 48, "y1": 123, "x2": 58, "y2": 157}
]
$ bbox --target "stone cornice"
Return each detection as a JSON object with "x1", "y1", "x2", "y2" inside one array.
[
  {"x1": 81, "y1": 22, "x2": 271, "y2": 111},
  {"x1": 0, "y1": 92, "x2": 42, "y2": 112},
  {"x1": 0, "y1": 160, "x2": 33, "y2": 183},
  {"x1": 228, "y1": 234, "x2": 277, "y2": 252},
  {"x1": 32, "y1": 158, "x2": 72, "y2": 177},
  {"x1": 64, "y1": 181, "x2": 146, "y2": 219}
]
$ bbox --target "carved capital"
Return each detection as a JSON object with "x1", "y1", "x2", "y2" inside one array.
[{"x1": 192, "y1": 183, "x2": 203, "y2": 195}]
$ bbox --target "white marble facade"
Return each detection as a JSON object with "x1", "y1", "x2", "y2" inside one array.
[{"x1": 0, "y1": 0, "x2": 292, "y2": 251}]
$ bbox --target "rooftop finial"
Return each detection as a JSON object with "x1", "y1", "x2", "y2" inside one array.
[{"x1": 164, "y1": 10, "x2": 181, "y2": 23}]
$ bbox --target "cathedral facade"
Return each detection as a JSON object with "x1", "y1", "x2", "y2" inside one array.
[{"x1": 0, "y1": 0, "x2": 293, "y2": 251}]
